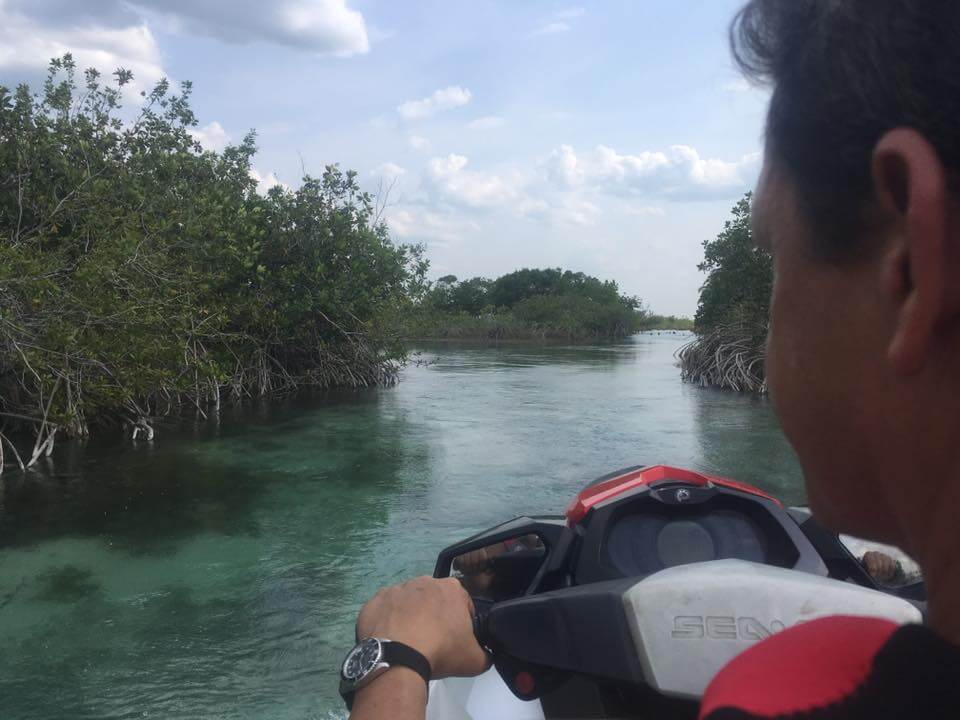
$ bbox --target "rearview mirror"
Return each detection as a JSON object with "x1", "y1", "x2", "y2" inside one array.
[
  {"x1": 433, "y1": 516, "x2": 569, "y2": 602},
  {"x1": 450, "y1": 534, "x2": 546, "y2": 602}
]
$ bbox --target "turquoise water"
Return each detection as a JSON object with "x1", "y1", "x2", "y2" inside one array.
[{"x1": 0, "y1": 334, "x2": 802, "y2": 719}]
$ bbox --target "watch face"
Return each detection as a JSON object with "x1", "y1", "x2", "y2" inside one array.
[{"x1": 342, "y1": 638, "x2": 383, "y2": 682}]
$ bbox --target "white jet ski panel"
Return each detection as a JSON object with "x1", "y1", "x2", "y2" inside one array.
[
  {"x1": 427, "y1": 669, "x2": 546, "y2": 720},
  {"x1": 622, "y1": 560, "x2": 923, "y2": 700}
]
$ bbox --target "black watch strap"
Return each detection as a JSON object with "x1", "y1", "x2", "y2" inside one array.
[
  {"x1": 340, "y1": 640, "x2": 432, "y2": 711},
  {"x1": 382, "y1": 640, "x2": 432, "y2": 684}
]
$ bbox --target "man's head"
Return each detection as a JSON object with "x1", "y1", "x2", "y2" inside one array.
[{"x1": 733, "y1": 1, "x2": 960, "y2": 549}]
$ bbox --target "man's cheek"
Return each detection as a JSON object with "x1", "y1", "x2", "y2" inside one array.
[
  {"x1": 763, "y1": 331, "x2": 777, "y2": 398},
  {"x1": 764, "y1": 291, "x2": 787, "y2": 402},
  {"x1": 764, "y1": 305, "x2": 805, "y2": 441},
  {"x1": 765, "y1": 336, "x2": 787, "y2": 422}
]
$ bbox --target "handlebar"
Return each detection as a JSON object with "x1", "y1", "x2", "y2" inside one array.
[{"x1": 472, "y1": 608, "x2": 490, "y2": 652}]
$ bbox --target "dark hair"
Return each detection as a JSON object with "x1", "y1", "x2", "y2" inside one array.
[{"x1": 731, "y1": 0, "x2": 960, "y2": 258}]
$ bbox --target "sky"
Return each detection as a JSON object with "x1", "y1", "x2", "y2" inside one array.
[{"x1": 0, "y1": 0, "x2": 770, "y2": 317}]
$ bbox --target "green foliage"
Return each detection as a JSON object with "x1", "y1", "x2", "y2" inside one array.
[
  {"x1": 694, "y1": 193, "x2": 772, "y2": 331},
  {"x1": 0, "y1": 56, "x2": 426, "y2": 457},
  {"x1": 409, "y1": 268, "x2": 648, "y2": 340},
  {"x1": 401, "y1": 308, "x2": 528, "y2": 341},
  {"x1": 683, "y1": 193, "x2": 772, "y2": 392},
  {"x1": 428, "y1": 275, "x2": 492, "y2": 315},
  {"x1": 488, "y1": 268, "x2": 628, "y2": 309}
]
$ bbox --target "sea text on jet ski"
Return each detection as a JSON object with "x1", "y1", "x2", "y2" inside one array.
[{"x1": 671, "y1": 615, "x2": 788, "y2": 641}]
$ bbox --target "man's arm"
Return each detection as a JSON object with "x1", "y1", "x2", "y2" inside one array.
[
  {"x1": 351, "y1": 668, "x2": 428, "y2": 720},
  {"x1": 349, "y1": 576, "x2": 489, "y2": 720}
]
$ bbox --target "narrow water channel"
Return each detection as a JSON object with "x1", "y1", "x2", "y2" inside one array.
[{"x1": 0, "y1": 333, "x2": 801, "y2": 719}]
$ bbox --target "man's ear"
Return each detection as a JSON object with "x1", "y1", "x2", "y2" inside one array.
[{"x1": 872, "y1": 128, "x2": 955, "y2": 375}]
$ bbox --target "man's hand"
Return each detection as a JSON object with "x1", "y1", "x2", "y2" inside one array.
[
  {"x1": 356, "y1": 576, "x2": 490, "y2": 679},
  {"x1": 453, "y1": 547, "x2": 501, "y2": 596},
  {"x1": 453, "y1": 547, "x2": 492, "y2": 575},
  {"x1": 862, "y1": 550, "x2": 899, "y2": 583}
]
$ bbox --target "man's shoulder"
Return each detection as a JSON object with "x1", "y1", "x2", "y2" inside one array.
[{"x1": 700, "y1": 615, "x2": 960, "y2": 720}]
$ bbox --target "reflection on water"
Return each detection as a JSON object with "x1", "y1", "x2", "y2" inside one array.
[
  {"x1": 0, "y1": 333, "x2": 801, "y2": 719},
  {"x1": 692, "y1": 388, "x2": 803, "y2": 505}
]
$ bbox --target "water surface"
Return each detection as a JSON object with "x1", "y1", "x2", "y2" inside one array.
[{"x1": 0, "y1": 334, "x2": 801, "y2": 719}]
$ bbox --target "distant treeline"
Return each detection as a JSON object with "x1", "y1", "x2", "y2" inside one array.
[
  {"x1": 405, "y1": 268, "x2": 692, "y2": 340},
  {"x1": 642, "y1": 315, "x2": 695, "y2": 332},
  {"x1": 0, "y1": 56, "x2": 426, "y2": 467}
]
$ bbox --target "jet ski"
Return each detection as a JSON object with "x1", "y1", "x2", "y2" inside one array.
[{"x1": 426, "y1": 465, "x2": 924, "y2": 720}]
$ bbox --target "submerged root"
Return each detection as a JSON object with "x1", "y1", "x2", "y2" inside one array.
[
  {"x1": 130, "y1": 417, "x2": 155, "y2": 441},
  {"x1": 0, "y1": 330, "x2": 404, "y2": 472},
  {"x1": 677, "y1": 323, "x2": 767, "y2": 394}
]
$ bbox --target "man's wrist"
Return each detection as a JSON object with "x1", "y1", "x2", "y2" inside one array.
[
  {"x1": 350, "y1": 666, "x2": 428, "y2": 719},
  {"x1": 355, "y1": 632, "x2": 440, "y2": 672}
]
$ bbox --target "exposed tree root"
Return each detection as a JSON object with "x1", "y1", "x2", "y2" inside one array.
[{"x1": 677, "y1": 322, "x2": 767, "y2": 394}]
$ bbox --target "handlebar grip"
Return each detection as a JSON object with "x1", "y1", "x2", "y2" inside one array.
[{"x1": 473, "y1": 610, "x2": 490, "y2": 651}]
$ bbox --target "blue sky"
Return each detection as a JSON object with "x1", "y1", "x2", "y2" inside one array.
[{"x1": 0, "y1": 0, "x2": 769, "y2": 316}]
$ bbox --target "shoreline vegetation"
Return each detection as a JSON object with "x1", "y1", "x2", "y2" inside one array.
[
  {"x1": 0, "y1": 57, "x2": 692, "y2": 468},
  {"x1": 678, "y1": 195, "x2": 771, "y2": 393},
  {"x1": 0, "y1": 57, "x2": 428, "y2": 470}
]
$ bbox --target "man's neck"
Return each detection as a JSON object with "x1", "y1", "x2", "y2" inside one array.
[
  {"x1": 924, "y1": 551, "x2": 960, "y2": 646},
  {"x1": 899, "y1": 460, "x2": 960, "y2": 646}
]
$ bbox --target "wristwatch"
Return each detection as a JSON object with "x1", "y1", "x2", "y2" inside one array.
[{"x1": 339, "y1": 637, "x2": 432, "y2": 709}]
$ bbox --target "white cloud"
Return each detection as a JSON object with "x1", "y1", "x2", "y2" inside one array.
[
  {"x1": 134, "y1": 0, "x2": 369, "y2": 56},
  {"x1": 0, "y1": 0, "x2": 370, "y2": 103},
  {"x1": 386, "y1": 207, "x2": 478, "y2": 246},
  {"x1": 542, "y1": 143, "x2": 760, "y2": 199},
  {"x1": 398, "y1": 86, "x2": 472, "y2": 120},
  {"x1": 723, "y1": 77, "x2": 752, "y2": 94},
  {"x1": 386, "y1": 209, "x2": 416, "y2": 237},
  {"x1": 0, "y1": 0, "x2": 369, "y2": 72},
  {"x1": 544, "y1": 144, "x2": 584, "y2": 188},
  {"x1": 420, "y1": 153, "x2": 598, "y2": 227},
  {"x1": 387, "y1": 141, "x2": 752, "y2": 258},
  {"x1": 189, "y1": 121, "x2": 231, "y2": 152},
  {"x1": 531, "y1": 6, "x2": 585, "y2": 37},
  {"x1": 273, "y1": 0, "x2": 368, "y2": 55},
  {"x1": 0, "y1": 3, "x2": 166, "y2": 94},
  {"x1": 408, "y1": 135, "x2": 432, "y2": 152},
  {"x1": 467, "y1": 115, "x2": 506, "y2": 131},
  {"x1": 249, "y1": 167, "x2": 289, "y2": 194},
  {"x1": 407, "y1": 140, "x2": 753, "y2": 244},
  {"x1": 533, "y1": 196, "x2": 600, "y2": 227},
  {"x1": 532, "y1": 22, "x2": 570, "y2": 37},
  {"x1": 371, "y1": 162, "x2": 406, "y2": 181},
  {"x1": 425, "y1": 154, "x2": 523, "y2": 209}
]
